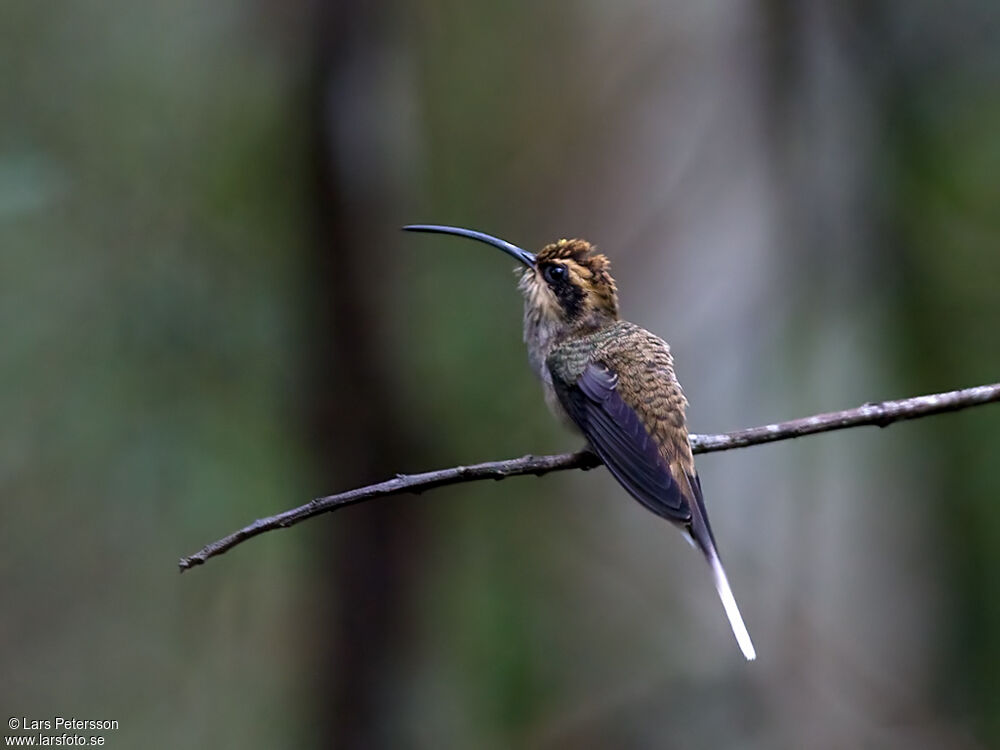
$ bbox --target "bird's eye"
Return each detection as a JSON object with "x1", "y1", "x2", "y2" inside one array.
[{"x1": 543, "y1": 264, "x2": 567, "y2": 285}]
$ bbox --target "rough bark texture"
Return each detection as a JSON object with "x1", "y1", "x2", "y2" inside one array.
[{"x1": 180, "y1": 382, "x2": 1000, "y2": 570}]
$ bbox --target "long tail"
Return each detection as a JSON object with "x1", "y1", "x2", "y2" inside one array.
[
  {"x1": 682, "y1": 471, "x2": 756, "y2": 661},
  {"x1": 707, "y1": 550, "x2": 756, "y2": 661}
]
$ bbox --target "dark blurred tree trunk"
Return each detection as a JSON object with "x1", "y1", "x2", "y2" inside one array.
[{"x1": 302, "y1": 2, "x2": 424, "y2": 747}]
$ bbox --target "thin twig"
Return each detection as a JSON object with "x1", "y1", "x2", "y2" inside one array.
[{"x1": 179, "y1": 381, "x2": 1000, "y2": 571}]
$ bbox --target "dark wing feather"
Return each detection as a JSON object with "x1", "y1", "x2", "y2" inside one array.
[{"x1": 554, "y1": 362, "x2": 690, "y2": 523}]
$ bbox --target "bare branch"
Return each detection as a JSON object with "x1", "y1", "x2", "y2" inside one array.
[
  {"x1": 688, "y1": 381, "x2": 1000, "y2": 452},
  {"x1": 179, "y1": 382, "x2": 1000, "y2": 571}
]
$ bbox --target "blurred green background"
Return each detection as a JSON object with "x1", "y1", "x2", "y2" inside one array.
[{"x1": 2, "y1": 1, "x2": 999, "y2": 748}]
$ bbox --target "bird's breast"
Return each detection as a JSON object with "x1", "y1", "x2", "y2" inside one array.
[
  {"x1": 522, "y1": 305, "x2": 562, "y2": 383},
  {"x1": 541, "y1": 378, "x2": 579, "y2": 432},
  {"x1": 522, "y1": 306, "x2": 582, "y2": 432}
]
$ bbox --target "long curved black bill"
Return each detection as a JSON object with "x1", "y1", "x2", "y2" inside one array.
[{"x1": 403, "y1": 224, "x2": 536, "y2": 268}]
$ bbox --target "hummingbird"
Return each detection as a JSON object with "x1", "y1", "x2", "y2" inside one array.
[{"x1": 404, "y1": 224, "x2": 756, "y2": 661}]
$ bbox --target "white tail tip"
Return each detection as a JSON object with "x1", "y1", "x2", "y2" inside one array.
[{"x1": 709, "y1": 554, "x2": 756, "y2": 661}]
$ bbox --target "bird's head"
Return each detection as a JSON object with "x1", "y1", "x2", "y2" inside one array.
[
  {"x1": 525, "y1": 237, "x2": 619, "y2": 330},
  {"x1": 404, "y1": 225, "x2": 620, "y2": 334}
]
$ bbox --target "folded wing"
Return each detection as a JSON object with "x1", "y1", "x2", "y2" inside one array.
[{"x1": 552, "y1": 360, "x2": 691, "y2": 524}]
